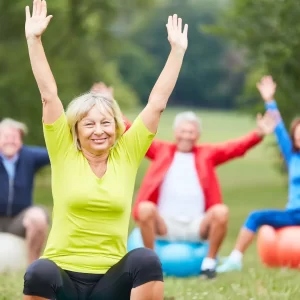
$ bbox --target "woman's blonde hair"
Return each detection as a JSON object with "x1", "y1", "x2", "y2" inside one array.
[{"x1": 66, "y1": 91, "x2": 125, "y2": 151}]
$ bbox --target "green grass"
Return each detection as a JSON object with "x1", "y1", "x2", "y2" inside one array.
[{"x1": 1, "y1": 108, "x2": 299, "y2": 299}]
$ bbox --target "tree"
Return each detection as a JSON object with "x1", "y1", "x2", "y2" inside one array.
[
  {"x1": 210, "y1": 0, "x2": 300, "y2": 125},
  {"x1": 204, "y1": 0, "x2": 300, "y2": 175},
  {"x1": 0, "y1": 0, "x2": 154, "y2": 145},
  {"x1": 116, "y1": 0, "x2": 244, "y2": 109}
]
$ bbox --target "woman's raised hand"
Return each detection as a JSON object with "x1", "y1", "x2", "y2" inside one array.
[
  {"x1": 25, "y1": 0, "x2": 53, "y2": 40},
  {"x1": 166, "y1": 14, "x2": 188, "y2": 53},
  {"x1": 256, "y1": 76, "x2": 277, "y2": 103}
]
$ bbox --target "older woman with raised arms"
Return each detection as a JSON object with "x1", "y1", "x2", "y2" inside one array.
[{"x1": 23, "y1": 0, "x2": 188, "y2": 299}]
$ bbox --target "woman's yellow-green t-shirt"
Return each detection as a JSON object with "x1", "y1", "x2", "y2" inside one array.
[{"x1": 41, "y1": 113, "x2": 155, "y2": 274}]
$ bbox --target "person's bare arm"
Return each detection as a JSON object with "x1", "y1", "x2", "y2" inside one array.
[
  {"x1": 140, "y1": 14, "x2": 188, "y2": 133},
  {"x1": 26, "y1": 0, "x2": 63, "y2": 124}
]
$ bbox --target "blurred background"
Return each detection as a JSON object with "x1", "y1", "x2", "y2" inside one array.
[
  {"x1": 0, "y1": 0, "x2": 298, "y2": 146},
  {"x1": 2, "y1": 0, "x2": 300, "y2": 142},
  {"x1": 1, "y1": 0, "x2": 300, "y2": 298}
]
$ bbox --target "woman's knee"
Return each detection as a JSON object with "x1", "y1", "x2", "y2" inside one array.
[
  {"x1": 24, "y1": 259, "x2": 61, "y2": 297},
  {"x1": 128, "y1": 248, "x2": 163, "y2": 288}
]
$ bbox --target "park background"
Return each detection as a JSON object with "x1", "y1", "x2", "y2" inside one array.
[{"x1": 1, "y1": 0, "x2": 300, "y2": 298}]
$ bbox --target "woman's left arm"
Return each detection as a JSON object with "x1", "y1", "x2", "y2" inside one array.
[
  {"x1": 119, "y1": 15, "x2": 188, "y2": 167},
  {"x1": 140, "y1": 14, "x2": 188, "y2": 133}
]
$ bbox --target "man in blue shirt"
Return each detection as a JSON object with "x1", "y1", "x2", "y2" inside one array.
[{"x1": 0, "y1": 118, "x2": 50, "y2": 264}]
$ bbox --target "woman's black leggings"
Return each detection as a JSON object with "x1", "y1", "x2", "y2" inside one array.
[{"x1": 23, "y1": 248, "x2": 163, "y2": 300}]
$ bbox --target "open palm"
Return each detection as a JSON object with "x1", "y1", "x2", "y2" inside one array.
[
  {"x1": 256, "y1": 76, "x2": 277, "y2": 103},
  {"x1": 25, "y1": 0, "x2": 53, "y2": 39},
  {"x1": 166, "y1": 14, "x2": 188, "y2": 52},
  {"x1": 256, "y1": 111, "x2": 278, "y2": 136}
]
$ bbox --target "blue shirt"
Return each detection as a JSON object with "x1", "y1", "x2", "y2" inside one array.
[
  {"x1": 266, "y1": 100, "x2": 300, "y2": 210},
  {"x1": 0, "y1": 146, "x2": 50, "y2": 216},
  {"x1": 0, "y1": 153, "x2": 19, "y2": 180}
]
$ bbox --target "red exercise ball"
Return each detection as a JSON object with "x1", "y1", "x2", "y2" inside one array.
[{"x1": 257, "y1": 225, "x2": 300, "y2": 269}]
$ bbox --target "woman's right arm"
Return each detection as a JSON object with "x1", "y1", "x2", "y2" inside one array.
[
  {"x1": 26, "y1": 0, "x2": 72, "y2": 162},
  {"x1": 257, "y1": 76, "x2": 292, "y2": 163},
  {"x1": 26, "y1": 0, "x2": 63, "y2": 124}
]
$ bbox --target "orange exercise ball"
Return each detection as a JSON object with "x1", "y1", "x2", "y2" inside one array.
[
  {"x1": 257, "y1": 225, "x2": 300, "y2": 269},
  {"x1": 277, "y1": 227, "x2": 300, "y2": 268},
  {"x1": 257, "y1": 225, "x2": 279, "y2": 267}
]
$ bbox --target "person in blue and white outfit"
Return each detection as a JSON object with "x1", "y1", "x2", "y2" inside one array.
[
  {"x1": 217, "y1": 75, "x2": 300, "y2": 273},
  {"x1": 0, "y1": 118, "x2": 50, "y2": 265}
]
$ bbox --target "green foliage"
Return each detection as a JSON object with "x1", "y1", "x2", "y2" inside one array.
[
  {"x1": 210, "y1": 0, "x2": 300, "y2": 126},
  {"x1": 0, "y1": 0, "x2": 250, "y2": 147},
  {"x1": 0, "y1": 0, "x2": 155, "y2": 145},
  {"x1": 116, "y1": 0, "x2": 245, "y2": 109}
]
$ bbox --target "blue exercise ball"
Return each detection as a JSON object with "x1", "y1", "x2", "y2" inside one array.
[
  {"x1": 127, "y1": 228, "x2": 209, "y2": 277},
  {"x1": 128, "y1": 227, "x2": 145, "y2": 251}
]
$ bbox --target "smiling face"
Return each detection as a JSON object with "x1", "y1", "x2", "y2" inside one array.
[
  {"x1": 77, "y1": 105, "x2": 116, "y2": 155},
  {"x1": 174, "y1": 120, "x2": 200, "y2": 152},
  {"x1": 0, "y1": 127, "x2": 23, "y2": 158}
]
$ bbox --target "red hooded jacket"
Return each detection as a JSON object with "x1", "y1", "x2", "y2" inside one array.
[{"x1": 122, "y1": 117, "x2": 262, "y2": 221}]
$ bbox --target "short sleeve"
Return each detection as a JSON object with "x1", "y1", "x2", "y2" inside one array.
[
  {"x1": 117, "y1": 115, "x2": 155, "y2": 167},
  {"x1": 43, "y1": 112, "x2": 73, "y2": 162}
]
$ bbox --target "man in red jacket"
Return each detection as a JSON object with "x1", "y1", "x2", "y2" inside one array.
[
  {"x1": 134, "y1": 110, "x2": 273, "y2": 279},
  {"x1": 91, "y1": 82, "x2": 271, "y2": 279}
]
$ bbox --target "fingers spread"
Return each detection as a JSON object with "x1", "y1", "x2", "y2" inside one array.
[
  {"x1": 41, "y1": 0, "x2": 47, "y2": 18},
  {"x1": 167, "y1": 15, "x2": 173, "y2": 30},
  {"x1": 32, "y1": 0, "x2": 37, "y2": 16},
  {"x1": 172, "y1": 14, "x2": 178, "y2": 30},
  {"x1": 45, "y1": 15, "x2": 53, "y2": 25},
  {"x1": 183, "y1": 24, "x2": 188, "y2": 37},
  {"x1": 25, "y1": 6, "x2": 31, "y2": 20},
  {"x1": 36, "y1": 0, "x2": 42, "y2": 16},
  {"x1": 261, "y1": 75, "x2": 276, "y2": 87},
  {"x1": 178, "y1": 17, "x2": 182, "y2": 33},
  {"x1": 35, "y1": 0, "x2": 42, "y2": 16},
  {"x1": 266, "y1": 75, "x2": 273, "y2": 82}
]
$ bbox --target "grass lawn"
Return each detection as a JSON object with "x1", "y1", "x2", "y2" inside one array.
[{"x1": 1, "y1": 108, "x2": 299, "y2": 299}]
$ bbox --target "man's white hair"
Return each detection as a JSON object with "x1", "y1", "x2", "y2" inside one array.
[
  {"x1": 173, "y1": 111, "x2": 202, "y2": 132},
  {"x1": 0, "y1": 118, "x2": 28, "y2": 136}
]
